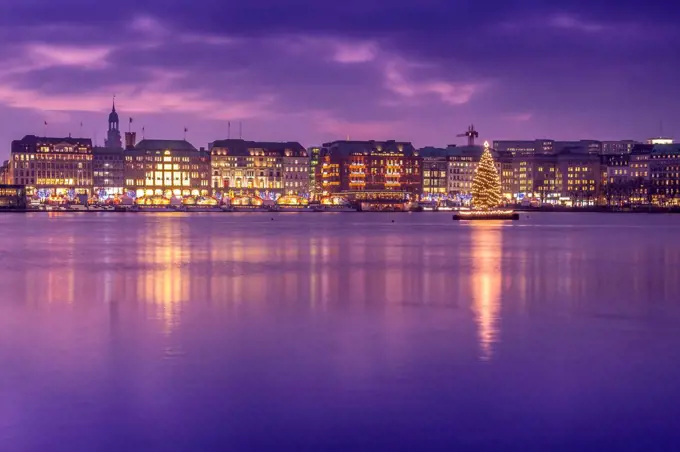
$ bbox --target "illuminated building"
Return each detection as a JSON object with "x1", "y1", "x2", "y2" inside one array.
[
  {"x1": 0, "y1": 161, "x2": 9, "y2": 185},
  {"x1": 124, "y1": 139, "x2": 211, "y2": 199},
  {"x1": 93, "y1": 147, "x2": 124, "y2": 196},
  {"x1": 318, "y1": 140, "x2": 421, "y2": 195},
  {"x1": 629, "y1": 145, "x2": 653, "y2": 204},
  {"x1": 494, "y1": 153, "x2": 558, "y2": 203},
  {"x1": 0, "y1": 185, "x2": 26, "y2": 209},
  {"x1": 418, "y1": 147, "x2": 459, "y2": 196},
  {"x1": 602, "y1": 140, "x2": 638, "y2": 155},
  {"x1": 647, "y1": 137, "x2": 674, "y2": 145},
  {"x1": 447, "y1": 145, "x2": 485, "y2": 196},
  {"x1": 308, "y1": 146, "x2": 322, "y2": 198},
  {"x1": 10, "y1": 135, "x2": 93, "y2": 198},
  {"x1": 649, "y1": 144, "x2": 680, "y2": 205},
  {"x1": 210, "y1": 139, "x2": 308, "y2": 197},
  {"x1": 557, "y1": 150, "x2": 600, "y2": 206},
  {"x1": 93, "y1": 104, "x2": 125, "y2": 196}
]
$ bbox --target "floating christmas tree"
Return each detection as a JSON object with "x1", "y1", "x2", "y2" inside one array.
[{"x1": 471, "y1": 142, "x2": 502, "y2": 210}]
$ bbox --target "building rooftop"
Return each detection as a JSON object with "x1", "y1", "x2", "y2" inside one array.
[
  {"x1": 651, "y1": 144, "x2": 680, "y2": 155},
  {"x1": 322, "y1": 139, "x2": 416, "y2": 156},
  {"x1": 210, "y1": 138, "x2": 305, "y2": 151},
  {"x1": 135, "y1": 139, "x2": 197, "y2": 151}
]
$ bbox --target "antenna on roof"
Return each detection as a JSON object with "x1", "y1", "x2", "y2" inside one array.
[
  {"x1": 228, "y1": 121, "x2": 231, "y2": 139},
  {"x1": 239, "y1": 121, "x2": 242, "y2": 139}
]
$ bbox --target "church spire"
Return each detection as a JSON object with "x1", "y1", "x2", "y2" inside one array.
[{"x1": 112, "y1": 94, "x2": 116, "y2": 112}]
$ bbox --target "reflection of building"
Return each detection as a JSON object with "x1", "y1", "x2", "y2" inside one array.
[
  {"x1": 0, "y1": 184, "x2": 27, "y2": 209},
  {"x1": 124, "y1": 139, "x2": 211, "y2": 198},
  {"x1": 210, "y1": 139, "x2": 308, "y2": 196},
  {"x1": 318, "y1": 140, "x2": 422, "y2": 195},
  {"x1": 10, "y1": 135, "x2": 93, "y2": 196}
]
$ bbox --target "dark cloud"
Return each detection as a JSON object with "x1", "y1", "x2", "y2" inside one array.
[{"x1": 0, "y1": 0, "x2": 679, "y2": 154}]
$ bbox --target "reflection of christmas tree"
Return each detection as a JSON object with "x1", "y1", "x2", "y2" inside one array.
[{"x1": 471, "y1": 142, "x2": 502, "y2": 210}]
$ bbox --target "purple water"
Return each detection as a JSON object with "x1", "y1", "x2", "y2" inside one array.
[{"x1": 1, "y1": 212, "x2": 680, "y2": 451}]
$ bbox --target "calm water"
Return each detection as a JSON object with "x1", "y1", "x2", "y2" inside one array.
[{"x1": 1, "y1": 212, "x2": 680, "y2": 451}]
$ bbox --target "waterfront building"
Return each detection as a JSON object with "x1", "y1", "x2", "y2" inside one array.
[
  {"x1": 418, "y1": 147, "x2": 460, "y2": 197},
  {"x1": 557, "y1": 150, "x2": 601, "y2": 205},
  {"x1": 318, "y1": 140, "x2": 421, "y2": 195},
  {"x1": 210, "y1": 139, "x2": 308, "y2": 198},
  {"x1": 602, "y1": 140, "x2": 638, "y2": 155},
  {"x1": 494, "y1": 153, "x2": 558, "y2": 203},
  {"x1": 124, "y1": 139, "x2": 211, "y2": 199},
  {"x1": 93, "y1": 147, "x2": 125, "y2": 197},
  {"x1": 600, "y1": 154, "x2": 632, "y2": 205},
  {"x1": 0, "y1": 161, "x2": 9, "y2": 185},
  {"x1": 628, "y1": 145, "x2": 653, "y2": 204},
  {"x1": 0, "y1": 184, "x2": 26, "y2": 209},
  {"x1": 308, "y1": 146, "x2": 322, "y2": 199},
  {"x1": 446, "y1": 145, "x2": 484, "y2": 197},
  {"x1": 93, "y1": 104, "x2": 125, "y2": 197},
  {"x1": 649, "y1": 144, "x2": 680, "y2": 205},
  {"x1": 10, "y1": 135, "x2": 93, "y2": 198}
]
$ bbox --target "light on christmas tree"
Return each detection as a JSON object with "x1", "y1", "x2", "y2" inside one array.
[{"x1": 471, "y1": 141, "x2": 502, "y2": 210}]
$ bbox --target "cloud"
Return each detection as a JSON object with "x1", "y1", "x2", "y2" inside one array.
[
  {"x1": 332, "y1": 42, "x2": 377, "y2": 63},
  {"x1": 310, "y1": 111, "x2": 404, "y2": 140},
  {"x1": 549, "y1": 14, "x2": 605, "y2": 32},
  {"x1": 384, "y1": 61, "x2": 483, "y2": 105},
  {"x1": 0, "y1": 0, "x2": 679, "y2": 152},
  {"x1": 25, "y1": 43, "x2": 113, "y2": 69}
]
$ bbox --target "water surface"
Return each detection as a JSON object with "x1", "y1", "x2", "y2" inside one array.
[{"x1": 1, "y1": 212, "x2": 679, "y2": 451}]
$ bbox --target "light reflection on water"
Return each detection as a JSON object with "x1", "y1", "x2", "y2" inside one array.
[{"x1": 1, "y1": 212, "x2": 680, "y2": 451}]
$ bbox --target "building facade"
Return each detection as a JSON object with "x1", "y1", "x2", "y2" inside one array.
[
  {"x1": 210, "y1": 139, "x2": 308, "y2": 198},
  {"x1": 10, "y1": 135, "x2": 93, "y2": 198},
  {"x1": 418, "y1": 147, "x2": 460, "y2": 197},
  {"x1": 308, "y1": 146, "x2": 322, "y2": 198},
  {"x1": 124, "y1": 139, "x2": 211, "y2": 198},
  {"x1": 446, "y1": 145, "x2": 484, "y2": 196},
  {"x1": 649, "y1": 144, "x2": 680, "y2": 205},
  {"x1": 318, "y1": 140, "x2": 422, "y2": 195},
  {"x1": 93, "y1": 147, "x2": 125, "y2": 197}
]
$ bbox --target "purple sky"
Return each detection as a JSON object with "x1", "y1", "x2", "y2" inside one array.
[{"x1": 0, "y1": 0, "x2": 679, "y2": 158}]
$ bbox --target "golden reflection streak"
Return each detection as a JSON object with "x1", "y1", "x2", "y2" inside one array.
[
  {"x1": 470, "y1": 223, "x2": 502, "y2": 361},
  {"x1": 137, "y1": 220, "x2": 188, "y2": 335}
]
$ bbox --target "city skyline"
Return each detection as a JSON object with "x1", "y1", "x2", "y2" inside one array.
[{"x1": 1, "y1": 1, "x2": 679, "y2": 157}]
